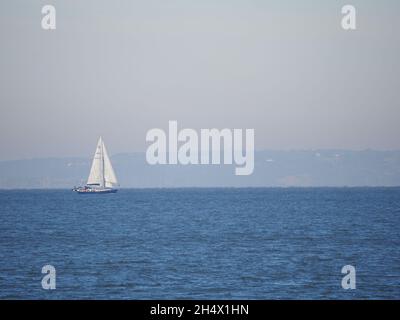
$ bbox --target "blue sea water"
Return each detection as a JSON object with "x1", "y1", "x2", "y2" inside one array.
[{"x1": 0, "y1": 188, "x2": 399, "y2": 300}]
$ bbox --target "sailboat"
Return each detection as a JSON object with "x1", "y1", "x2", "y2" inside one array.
[{"x1": 73, "y1": 137, "x2": 119, "y2": 194}]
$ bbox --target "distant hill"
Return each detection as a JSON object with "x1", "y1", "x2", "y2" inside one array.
[{"x1": 1, "y1": 150, "x2": 400, "y2": 188}]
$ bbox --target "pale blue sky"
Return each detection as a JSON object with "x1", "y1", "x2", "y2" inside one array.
[{"x1": 0, "y1": 0, "x2": 399, "y2": 160}]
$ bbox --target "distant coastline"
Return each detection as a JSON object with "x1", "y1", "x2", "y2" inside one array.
[
  {"x1": 1, "y1": 186, "x2": 400, "y2": 191},
  {"x1": 1, "y1": 150, "x2": 400, "y2": 189}
]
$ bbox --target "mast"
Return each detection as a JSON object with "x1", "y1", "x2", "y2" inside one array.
[{"x1": 101, "y1": 137, "x2": 105, "y2": 188}]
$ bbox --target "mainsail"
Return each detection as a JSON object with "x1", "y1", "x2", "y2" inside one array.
[
  {"x1": 102, "y1": 142, "x2": 118, "y2": 188},
  {"x1": 87, "y1": 137, "x2": 118, "y2": 188}
]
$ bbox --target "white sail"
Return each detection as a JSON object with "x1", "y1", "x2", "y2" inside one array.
[
  {"x1": 73, "y1": 137, "x2": 119, "y2": 193},
  {"x1": 87, "y1": 137, "x2": 105, "y2": 187},
  {"x1": 102, "y1": 141, "x2": 118, "y2": 188}
]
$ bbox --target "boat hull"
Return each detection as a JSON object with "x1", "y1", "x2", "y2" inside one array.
[{"x1": 73, "y1": 188, "x2": 118, "y2": 194}]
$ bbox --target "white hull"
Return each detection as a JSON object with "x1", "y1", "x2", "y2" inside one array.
[{"x1": 73, "y1": 187, "x2": 117, "y2": 194}]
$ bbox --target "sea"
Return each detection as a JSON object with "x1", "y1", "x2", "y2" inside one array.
[{"x1": 0, "y1": 188, "x2": 399, "y2": 299}]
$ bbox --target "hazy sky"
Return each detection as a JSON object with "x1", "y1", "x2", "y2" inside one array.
[{"x1": 0, "y1": 0, "x2": 399, "y2": 160}]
